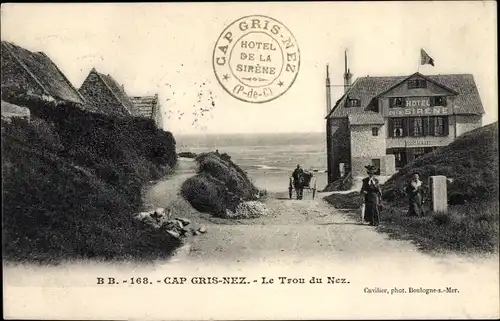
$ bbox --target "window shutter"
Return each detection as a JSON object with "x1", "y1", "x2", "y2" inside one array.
[
  {"x1": 429, "y1": 117, "x2": 435, "y2": 136},
  {"x1": 443, "y1": 116, "x2": 449, "y2": 135},
  {"x1": 389, "y1": 118, "x2": 394, "y2": 137},
  {"x1": 403, "y1": 118, "x2": 410, "y2": 137},
  {"x1": 389, "y1": 98, "x2": 394, "y2": 108},
  {"x1": 423, "y1": 116, "x2": 429, "y2": 136},
  {"x1": 442, "y1": 96, "x2": 448, "y2": 106}
]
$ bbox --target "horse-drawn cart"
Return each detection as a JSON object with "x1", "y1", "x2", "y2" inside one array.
[{"x1": 289, "y1": 171, "x2": 317, "y2": 200}]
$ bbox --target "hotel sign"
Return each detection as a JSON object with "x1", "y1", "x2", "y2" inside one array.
[{"x1": 385, "y1": 97, "x2": 452, "y2": 117}]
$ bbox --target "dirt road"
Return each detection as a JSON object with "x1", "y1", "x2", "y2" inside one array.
[{"x1": 144, "y1": 159, "x2": 498, "y2": 269}]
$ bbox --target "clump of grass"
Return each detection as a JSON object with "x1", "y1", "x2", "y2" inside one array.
[
  {"x1": 376, "y1": 201, "x2": 498, "y2": 254},
  {"x1": 323, "y1": 191, "x2": 364, "y2": 209},
  {"x1": 181, "y1": 152, "x2": 259, "y2": 217}
]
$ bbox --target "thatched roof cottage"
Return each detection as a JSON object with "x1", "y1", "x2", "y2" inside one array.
[
  {"x1": 130, "y1": 94, "x2": 163, "y2": 129},
  {"x1": 78, "y1": 68, "x2": 140, "y2": 117},
  {"x1": 1, "y1": 41, "x2": 85, "y2": 105}
]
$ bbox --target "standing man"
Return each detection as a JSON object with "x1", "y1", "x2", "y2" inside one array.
[
  {"x1": 292, "y1": 164, "x2": 304, "y2": 200},
  {"x1": 360, "y1": 165, "x2": 382, "y2": 226}
]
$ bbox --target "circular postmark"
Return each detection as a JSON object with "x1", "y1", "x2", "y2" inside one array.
[{"x1": 212, "y1": 15, "x2": 300, "y2": 103}]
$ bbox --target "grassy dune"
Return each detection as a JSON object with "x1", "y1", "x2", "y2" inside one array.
[
  {"x1": 2, "y1": 95, "x2": 181, "y2": 264},
  {"x1": 181, "y1": 152, "x2": 259, "y2": 217}
]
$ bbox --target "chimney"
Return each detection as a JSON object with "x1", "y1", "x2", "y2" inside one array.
[
  {"x1": 343, "y1": 50, "x2": 353, "y2": 93},
  {"x1": 121, "y1": 84, "x2": 125, "y2": 92},
  {"x1": 326, "y1": 64, "x2": 332, "y2": 116}
]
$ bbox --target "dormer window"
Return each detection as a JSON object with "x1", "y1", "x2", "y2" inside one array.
[
  {"x1": 346, "y1": 98, "x2": 361, "y2": 107},
  {"x1": 432, "y1": 96, "x2": 447, "y2": 106},
  {"x1": 408, "y1": 79, "x2": 427, "y2": 89},
  {"x1": 390, "y1": 97, "x2": 405, "y2": 108}
]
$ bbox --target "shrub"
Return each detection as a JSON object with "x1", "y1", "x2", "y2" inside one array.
[
  {"x1": 181, "y1": 152, "x2": 259, "y2": 216},
  {"x1": 2, "y1": 94, "x2": 179, "y2": 263}
]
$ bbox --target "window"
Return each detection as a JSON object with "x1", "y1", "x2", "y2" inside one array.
[
  {"x1": 372, "y1": 127, "x2": 379, "y2": 136},
  {"x1": 346, "y1": 99, "x2": 360, "y2": 107},
  {"x1": 433, "y1": 96, "x2": 447, "y2": 106},
  {"x1": 411, "y1": 117, "x2": 424, "y2": 137},
  {"x1": 388, "y1": 148, "x2": 407, "y2": 168},
  {"x1": 391, "y1": 118, "x2": 404, "y2": 137},
  {"x1": 408, "y1": 79, "x2": 427, "y2": 89},
  {"x1": 413, "y1": 147, "x2": 425, "y2": 160},
  {"x1": 434, "y1": 116, "x2": 446, "y2": 136},
  {"x1": 390, "y1": 97, "x2": 405, "y2": 108}
]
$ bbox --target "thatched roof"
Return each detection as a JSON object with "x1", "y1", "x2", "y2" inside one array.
[
  {"x1": 130, "y1": 95, "x2": 159, "y2": 118},
  {"x1": 1, "y1": 41, "x2": 85, "y2": 104}
]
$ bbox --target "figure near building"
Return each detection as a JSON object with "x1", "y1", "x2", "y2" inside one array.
[{"x1": 360, "y1": 165, "x2": 382, "y2": 226}]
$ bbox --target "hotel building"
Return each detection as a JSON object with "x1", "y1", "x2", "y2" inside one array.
[{"x1": 325, "y1": 53, "x2": 484, "y2": 183}]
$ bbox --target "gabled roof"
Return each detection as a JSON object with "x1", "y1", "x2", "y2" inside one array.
[
  {"x1": 130, "y1": 95, "x2": 158, "y2": 118},
  {"x1": 374, "y1": 72, "x2": 459, "y2": 98},
  {"x1": 1, "y1": 41, "x2": 85, "y2": 104},
  {"x1": 326, "y1": 72, "x2": 484, "y2": 119},
  {"x1": 92, "y1": 70, "x2": 139, "y2": 116}
]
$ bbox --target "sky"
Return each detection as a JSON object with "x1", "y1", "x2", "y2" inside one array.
[{"x1": 1, "y1": 2, "x2": 497, "y2": 135}]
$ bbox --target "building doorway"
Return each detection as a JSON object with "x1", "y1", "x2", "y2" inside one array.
[
  {"x1": 339, "y1": 163, "x2": 345, "y2": 178},
  {"x1": 387, "y1": 148, "x2": 407, "y2": 169},
  {"x1": 371, "y1": 159, "x2": 381, "y2": 175}
]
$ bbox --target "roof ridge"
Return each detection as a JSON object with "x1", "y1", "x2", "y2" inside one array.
[
  {"x1": 325, "y1": 78, "x2": 359, "y2": 119},
  {"x1": 38, "y1": 52, "x2": 86, "y2": 103}
]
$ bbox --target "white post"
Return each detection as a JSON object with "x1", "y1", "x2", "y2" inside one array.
[{"x1": 429, "y1": 175, "x2": 448, "y2": 213}]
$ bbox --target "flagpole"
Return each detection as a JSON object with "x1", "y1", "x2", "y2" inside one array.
[{"x1": 417, "y1": 50, "x2": 420, "y2": 73}]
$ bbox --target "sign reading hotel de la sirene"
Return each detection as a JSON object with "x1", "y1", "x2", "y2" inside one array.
[{"x1": 384, "y1": 97, "x2": 452, "y2": 117}]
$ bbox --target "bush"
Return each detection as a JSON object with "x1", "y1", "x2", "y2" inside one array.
[
  {"x1": 323, "y1": 191, "x2": 364, "y2": 209},
  {"x1": 181, "y1": 152, "x2": 259, "y2": 216},
  {"x1": 178, "y1": 152, "x2": 197, "y2": 158},
  {"x1": 2, "y1": 94, "x2": 180, "y2": 263}
]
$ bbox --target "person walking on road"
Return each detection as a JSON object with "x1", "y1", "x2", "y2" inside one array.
[
  {"x1": 292, "y1": 164, "x2": 304, "y2": 200},
  {"x1": 360, "y1": 165, "x2": 382, "y2": 226}
]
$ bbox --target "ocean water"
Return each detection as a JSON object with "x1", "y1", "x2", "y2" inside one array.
[{"x1": 176, "y1": 132, "x2": 328, "y2": 192}]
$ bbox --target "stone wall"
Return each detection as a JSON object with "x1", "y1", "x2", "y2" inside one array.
[
  {"x1": 351, "y1": 154, "x2": 395, "y2": 178},
  {"x1": 350, "y1": 124, "x2": 386, "y2": 158},
  {"x1": 455, "y1": 114, "x2": 482, "y2": 137},
  {"x1": 78, "y1": 71, "x2": 129, "y2": 117}
]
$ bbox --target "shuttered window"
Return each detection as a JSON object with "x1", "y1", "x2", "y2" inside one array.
[{"x1": 390, "y1": 118, "x2": 404, "y2": 137}]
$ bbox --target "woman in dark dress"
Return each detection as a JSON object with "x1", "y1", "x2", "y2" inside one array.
[
  {"x1": 406, "y1": 173, "x2": 423, "y2": 217},
  {"x1": 360, "y1": 165, "x2": 382, "y2": 226}
]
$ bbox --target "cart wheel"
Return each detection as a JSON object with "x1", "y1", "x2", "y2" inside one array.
[{"x1": 289, "y1": 188, "x2": 293, "y2": 199}]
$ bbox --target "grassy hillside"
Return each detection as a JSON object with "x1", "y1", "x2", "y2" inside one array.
[
  {"x1": 325, "y1": 122, "x2": 499, "y2": 254},
  {"x1": 2, "y1": 94, "x2": 180, "y2": 263},
  {"x1": 181, "y1": 152, "x2": 260, "y2": 217},
  {"x1": 383, "y1": 122, "x2": 498, "y2": 206}
]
